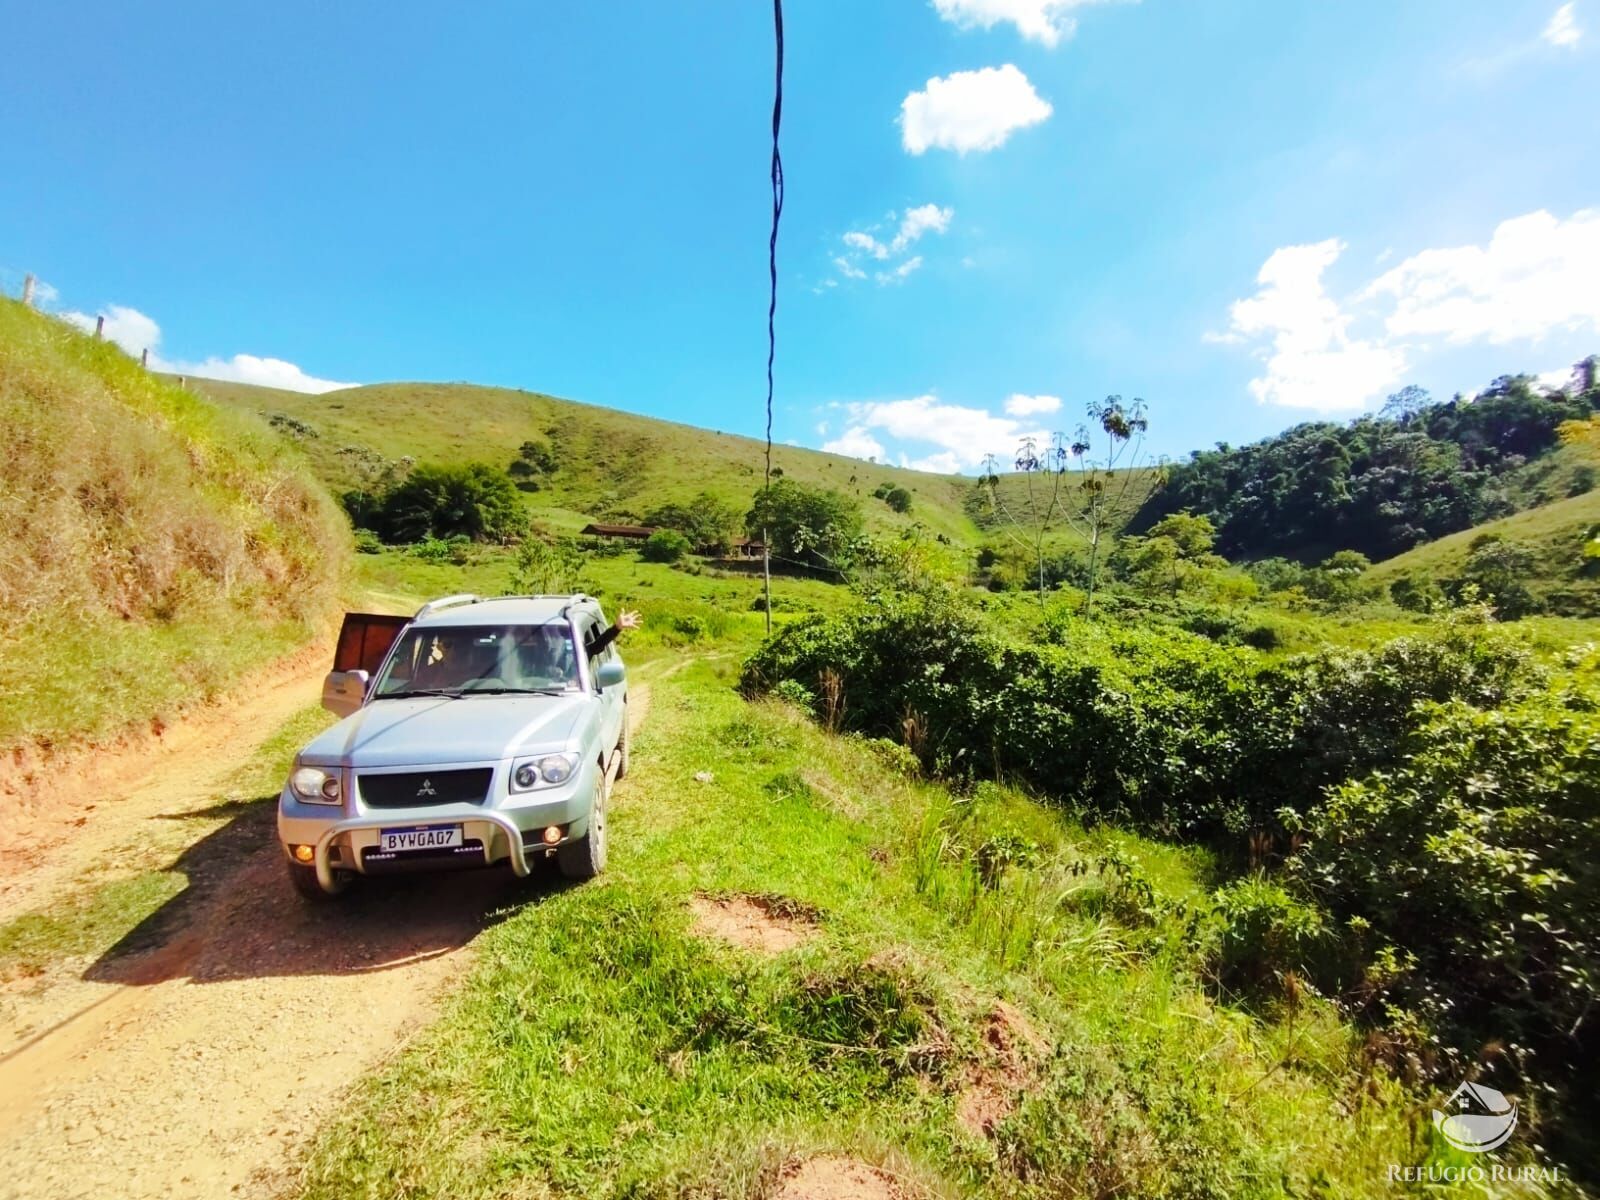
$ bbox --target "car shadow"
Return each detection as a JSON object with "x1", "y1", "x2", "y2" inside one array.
[{"x1": 83, "y1": 793, "x2": 565, "y2": 987}]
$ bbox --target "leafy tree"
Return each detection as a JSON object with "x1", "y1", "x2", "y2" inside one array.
[
  {"x1": 640, "y1": 528, "x2": 692, "y2": 563},
  {"x1": 746, "y1": 478, "x2": 864, "y2": 572},
  {"x1": 508, "y1": 536, "x2": 589, "y2": 593},
  {"x1": 882, "y1": 485, "x2": 913, "y2": 514},
  {"x1": 1120, "y1": 512, "x2": 1223, "y2": 597},
  {"x1": 644, "y1": 492, "x2": 741, "y2": 554},
  {"x1": 373, "y1": 462, "x2": 527, "y2": 544},
  {"x1": 1452, "y1": 533, "x2": 1538, "y2": 618},
  {"x1": 1305, "y1": 549, "x2": 1379, "y2": 609}
]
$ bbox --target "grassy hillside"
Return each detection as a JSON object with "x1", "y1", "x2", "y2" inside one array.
[
  {"x1": 1367, "y1": 485, "x2": 1600, "y2": 614},
  {"x1": 190, "y1": 379, "x2": 985, "y2": 545},
  {"x1": 0, "y1": 301, "x2": 349, "y2": 755},
  {"x1": 296, "y1": 649, "x2": 1432, "y2": 1200}
]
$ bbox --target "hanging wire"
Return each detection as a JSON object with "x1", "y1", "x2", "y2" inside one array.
[{"x1": 765, "y1": 0, "x2": 784, "y2": 491}]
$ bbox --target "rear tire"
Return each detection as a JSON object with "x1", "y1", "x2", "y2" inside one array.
[
  {"x1": 286, "y1": 858, "x2": 353, "y2": 901},
  {"x1": 557, "y1": 775, "x2": 608, "y2": 880}
]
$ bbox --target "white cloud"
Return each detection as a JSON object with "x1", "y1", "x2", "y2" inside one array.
[
  {"x1": 837, "y1": 394, "x2": 1049, "y2": 469},
  {"x1": 843, "y1": 231, "x2": 889, "y2": 259},
  {"x1": 901, "y1": 450, "x2": 966, "y2": 474},
  {"x1": 1543, "y1": 2, "x2": 1582, "y2": 45},
  {"x1": 930, "y1": 0, "x2": 1122, "y2": 47},
  {"x1": 822, "y1": 426, "x2": 888, "y2": 461},
  {"x1": 891, "y1": 204, "x2": 953, "y2": 252},
  {"x1": 1003, "y1": 392, "x2": 1062, "y2": 416},
  {"x1": 1217, "y1": 239, "x2": 1407, "y2": 410},
  {"x1": 1211, "y1": 207, "x2": 1600, "y2": 410},
  {"x1": 900, "y1": 65, "x2": 1052, "y2": 155},
  {"x1": 876, "y1": 256, "x2": 924, "y2": 285},
  {"x1": 831, "y1": 203, "x2": 953, "y2": 285},
  {"x1": 1538, "y1": 365, "x2": 1576, "y2": 391},
  {"x1": 60, "y1": 302, "x2": 355, "y2": 394},
  {"x1": 1363, "y1": 208, "x2": 1600, "y2": 345}
]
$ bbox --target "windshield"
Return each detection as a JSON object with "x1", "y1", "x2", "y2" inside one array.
[{"x1": 371, "y1": 622, "x2": 581, "y2": 697}]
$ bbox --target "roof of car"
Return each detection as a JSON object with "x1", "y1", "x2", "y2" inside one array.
[{"x1": 409, "y1": 594, "x2": 602, "y2": 628}]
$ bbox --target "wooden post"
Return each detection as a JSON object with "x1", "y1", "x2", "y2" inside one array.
[
  {"x1": 21, "y1": 274, "x2": 36, "y2": 307},
  {"x1": 94, "y1": 315, "x2": 105, "y2": 338},
  {"x1": 762, "y1": 527, "x2": 772, "y2": 636},
  {"x1": 140, "y1": 348, "x2": 148, "y2": 368}
]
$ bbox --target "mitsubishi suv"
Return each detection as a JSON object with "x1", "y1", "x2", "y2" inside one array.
[{"x1": 277, "y1": 593, "x2": 628, "y2": 899}]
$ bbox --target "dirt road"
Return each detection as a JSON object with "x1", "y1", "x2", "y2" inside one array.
[{"x1": 0, "y1": 656, "x2": 652, "y2": 1200}]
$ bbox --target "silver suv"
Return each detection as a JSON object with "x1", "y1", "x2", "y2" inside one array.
[{"x1": 277, "y1": 594, "x2": 628, "y2": 899}]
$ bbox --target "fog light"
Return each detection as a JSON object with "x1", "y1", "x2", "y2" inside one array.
[
  {"x1": 541, "y1": 825, "x2": 562, "y2": 845},
  {"x1": 292, "y1": 844, "x2": 315, "y2": 863}
]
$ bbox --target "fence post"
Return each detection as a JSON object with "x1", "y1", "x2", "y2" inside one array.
[
  {"x1": 21, "y1": 274, "x2": 36, "y2": 307},
  {"x1": 95, "y1": 315, "x2": 105, "y2": 338},
  {"x1": 140, "y1": 348, "x2": 149, "y2": 368}
]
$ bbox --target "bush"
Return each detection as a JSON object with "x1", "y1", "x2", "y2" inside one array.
[
  {"x1": 771, "y1": 679, "x2": 816, "y2": 712},
  {"x1": 372, "y1": 462, "x2": 527, "y2": 544},
  {"x1": 640, "y1": 528, "x2": 692, "y2": 563},
  {"x1": 883, "y1": 485, "x2": 912, "y2": 514},
  {"x1": 352, "y1": 528, "x2": 384, "y2": 554},
  {"x1": 1290, "y1": 692, "x2": 1600, "y2": 1136},
  {"x1": 1209, "y1": 876, "x2": 1351, "y2": 998}
]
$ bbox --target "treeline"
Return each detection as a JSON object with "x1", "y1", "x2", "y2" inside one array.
[{"x1": 1140, "y1": 362, "x2": 1600, "y2": 562}]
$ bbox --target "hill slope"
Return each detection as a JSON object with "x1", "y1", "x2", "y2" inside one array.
[
  {"x1": 190, "y1": 379, "x2": 988, "y2": 546},
  {"x1": 0, "y1": 301, "x2": 349, "y2": 756},
  {"x1": 1367, "y1": 485, "x2": 1600, "y2": 614}
]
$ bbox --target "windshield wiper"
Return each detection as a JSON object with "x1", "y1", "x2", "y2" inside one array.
[
  {"x1": 460, "y1": 686, "x2": 572, "y2": 696},
  {"x1": 378, "y1": 688, "x2": 465, "y2": 700}
]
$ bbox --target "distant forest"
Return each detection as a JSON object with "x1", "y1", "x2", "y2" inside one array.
[{"x1": 1138, "y1": 358, "x2": 1600, "y2": 562}]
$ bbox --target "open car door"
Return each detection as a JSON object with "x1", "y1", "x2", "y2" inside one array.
[{"x1": 323, "y1": 613, "x2": 410, "y2": 717}]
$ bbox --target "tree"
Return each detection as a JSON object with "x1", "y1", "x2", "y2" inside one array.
[
  {"x1": 1453, "y1": 534, "x2": 1537, "y2": 618},
  {"x1": 508, "y1": 537, "x2": 589, "y2": 594},
  {"x1": 883, "y1": 486, "x2": 913, "y2": 514},
  {"x1": 1122, "y1": 511, "x2": 1223, "y2": 596},
  {"x1": 373, "y1": 462, "x2": 527, "y2": 544},
  {"x1": 644, "y1": 492, "x2": 741, "y2": 554},
  {"x1": 1380, "y1": 385, "x2": 1431, "y2": 423},
  {"x1": 746, "y1": 478, "x2": 864, "y2": 572},
  {"x1": 1064, "y1": 397, "x2": 1158, "y2": 611},
  {"x1": 641, "y1": 528, "x2": 692, "y2": 563},
  {"x1": 1306, "y1": 550, "x2": 1378, "y2": 609}
]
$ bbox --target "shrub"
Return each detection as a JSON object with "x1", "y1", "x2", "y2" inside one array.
[
  {"x1": 882, "y1": 485, "x2": 912, "y2": 514},
  {"x1": 372, "y1": 462, "x2": 527, "y2": 544},
  {"x1": 1209, "y1": 876, "x2": 1351, "y2": 998},
  {"x1": 352, "y1": 528, "x2": 384, "y2": 554},
  {"x1": 771, "y1": 679, "x2": 816, "y2": 712},
  {"x1": 640, "y1": 528, "x2": 692, "y2": 563}
]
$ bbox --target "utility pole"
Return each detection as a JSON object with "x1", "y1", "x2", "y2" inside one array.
[
  {"x1": 95, "y1": 315, "x2": 105, "y2": 338},
  {"x1": 762, "y1": 527, "x2": 772, "y2": 635},
  {"x1": 21, "y1": 274, "x2": 36, "y2": 307}
]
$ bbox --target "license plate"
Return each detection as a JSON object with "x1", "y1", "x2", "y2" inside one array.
[{"x1": 379, "y1": 824, "x2": 463, "y2": 853}]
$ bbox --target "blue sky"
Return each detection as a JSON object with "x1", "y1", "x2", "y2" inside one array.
[{"x1": 3, "y1": 0, "x2": 1597, "y2": 470}]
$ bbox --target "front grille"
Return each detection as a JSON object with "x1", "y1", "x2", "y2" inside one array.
[{"x1": 358, "y1": 768, "x2": 493, "y2": 808}]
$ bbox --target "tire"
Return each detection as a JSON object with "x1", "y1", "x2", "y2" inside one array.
[
  {"x1": 615, "y1": 708, "x2": 631, "y2": 781},
  {"x1": 286, "y1": 858, "x2": 353, "y2": 901},
  {"x1": 557, "y1": 774, "x2": 608, "y2": 880}
]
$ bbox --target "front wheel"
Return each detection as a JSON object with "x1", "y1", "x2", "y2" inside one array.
[
  {"x1": 557, "y1": 775, "x2": 608, "y2": 880},
  {"x1": 286, "y1": 858, "x2": 353, "y2": 901}
]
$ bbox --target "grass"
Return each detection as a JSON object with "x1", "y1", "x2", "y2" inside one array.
[
  {"x1": 290, "y1": 649, "x2": 1462, "y2": 1200},
  {"x1": 0, "y1": 704, "x2": 332, "y2": 981},
  {"x1": 1367, "y1": 486, "x2": 1600, "y2": 615},
  {"x1": 0, "y1": 300, "x2": 350, "y2": 754}
]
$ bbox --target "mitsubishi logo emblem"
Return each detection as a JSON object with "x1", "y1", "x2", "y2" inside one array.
[{"x1": 416, "y1": 778, "x2": 437, "y2": 797}]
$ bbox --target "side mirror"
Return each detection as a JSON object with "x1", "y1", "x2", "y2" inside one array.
[
  {"x1": 322, "y1": 669, "x2": 369, "y2": 718},
  {"x1": 594, "y1": 660, "x2": 626, "y2": 691}
]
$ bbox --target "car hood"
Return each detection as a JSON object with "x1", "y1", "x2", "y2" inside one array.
[{"x1": 300, "y1": 694, "x2": 589, "y2": 768}]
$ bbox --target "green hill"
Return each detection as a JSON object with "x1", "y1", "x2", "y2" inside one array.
[
  {"x1": 189, "y1": 379, "x2": 984, "y2": 545},
  {"x1": 1367, "y1": 485, "x2": 1600, "y2": 614},
  {"x1": 0, "y1": 301, "x2": 349, "y2": 756}
]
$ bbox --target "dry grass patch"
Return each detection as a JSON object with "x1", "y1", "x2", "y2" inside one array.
[{"x1": 688, "y1": 892, "x2": 820, "y2": 955}]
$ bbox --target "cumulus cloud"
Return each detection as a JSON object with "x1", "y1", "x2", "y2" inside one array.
[
  {"x1": 59, "y1": 302, "x2": 355, "y2": 394},
  {"x1": 930, "y1": 0, "x2": 1122, "y2": 47},
  {"x1": 832, "y1": 203, "x2": 953, "y2": 286},
  {"x1": 1543, "y1": 2, "x2": 1582, "y2": 45},
  {"x1": 1211, "y1": 208, "x2": 1600, "y2": 410},
  {"x1": 826, "y1": 394, "x2": 1051, "y2": 470},
  {"x1": 821, "y1": 426, "x2": 888, "y2": 461},
  {"x1": 1362, "y1": 208, "x2": 1600, "y2": 345},
  {"x1": 1003, "y1": 392, "x2": 1062, "y2": 416},
  {"x1": 900, "y1": 65, "x2": 1052, "y2": 155}
]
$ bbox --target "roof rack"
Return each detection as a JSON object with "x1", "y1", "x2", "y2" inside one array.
[{"x1": 412, "y1": 594, "x2": 483, "y2": 619}]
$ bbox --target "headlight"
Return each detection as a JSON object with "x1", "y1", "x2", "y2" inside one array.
[
  {"x1": 510, "y1": 754, "x2": 577, "y2": 791},
  {"x1": 291, "y1": 766, "x2": 341, "y2": 804}
]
